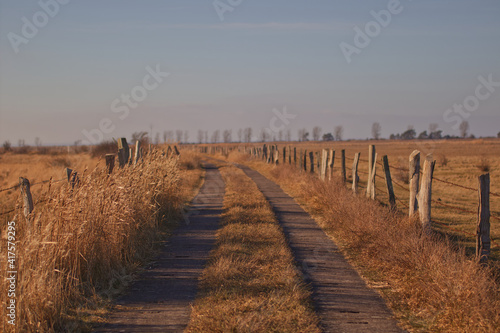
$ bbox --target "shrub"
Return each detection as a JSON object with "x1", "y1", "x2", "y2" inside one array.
[
  {"x1": 2, "y1": 141, "x2": 12, "y2": 152},
  {"x1": 91, "y1": 140, "x2": 117, "y2": 158}
]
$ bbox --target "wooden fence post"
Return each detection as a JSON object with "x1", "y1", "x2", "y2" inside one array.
[
  {"x1": 118, "y1": 138, "x2": 129, "y2": 168},
  {"x1": 367, "y1": 153, "x2": 377, "y2": 200},
  {"x1": 352, "y1": 153, "x2": 360, "y2": 194},
  {"x1": 66, "y1": 168, "x2": 79, "y2": 189},
  {"x1": 303, "y1": 150, "x2": 308, "y2": 172},
  {"x1": 174, "y1": 145, "x2": 180, "y2": 155},
  {"x1": 367, "y1": 145, "x2": 376, "y2": 198},
  {"x1": 288, "y1": 146, "x2": 292, "y2": 164},
  {"x1": 320, "y1": 149, "x2": 328, "y2": 181},
  {"x1": 382, "y1": 155, "x2": 396, "y2": 210},
  {"x1": 409, "y1": 150, "x2": 421, "y2": 217},
  {"x1": 477, "y1": 174, "x2": 490, "y2": 263},
  {"x1": 105, "y1": 154, "x2": 115, "y2": 174},
  {"x1": 329, "y1": 149, "x2": 335, "y2": 181},
  {"x1": 309, "y1": 152, "x2": 314, "y2": 174},
  {"x1": 294, "y1": 147, "x2": 297, "y2": 167},
  {"x1": 134, "y1": 141, "x2": 141, "y2": 165},
  {"x1": 283, "y1": 147, "x2": 287, "y2": 164},
  {"x1": 275, "y1": 149, "x2": 279, "y2": 165},
  {"x1": 19, "y1": 177, "x2": 34, "y2": 221},
  {"x1": 418, "y1": 154, "x2": 435, "y2": 232},
  {"x1": 341, "y1": 149, "x2": 346, "y2": 184}
]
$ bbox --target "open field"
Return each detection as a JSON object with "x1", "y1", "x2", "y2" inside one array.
[
  {"x1": 1, "y1": 139, "x2": 499, "y2": 332},
  {"x1": 197, "y1": 138, "x2": 500, "y2": 261}
]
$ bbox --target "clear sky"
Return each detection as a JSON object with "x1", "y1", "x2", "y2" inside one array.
[{"x1": 1, "y1": 0, "x2": 499, "y2": 145}]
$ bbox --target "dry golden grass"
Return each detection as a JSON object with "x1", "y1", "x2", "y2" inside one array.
[
  {"x1": 186, "y1": 163, "x2": 321, "y2": 333},
  {"x1": 0, "y1": 149, "x2": 203, "y2": 332},
  {"x1": 205, "y1": 139, "x2": 500, "y2": 261},
  {"x1": 227, "y1": 151, "x2": 500, "y2": 332}
]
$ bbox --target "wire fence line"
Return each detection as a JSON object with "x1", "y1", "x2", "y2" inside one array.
[
  {"x1": 0, "y1": 177, "x2": 66, "y2": 193},
  {"x1": 238, "y1": 144, "x2": 500, "y2": 255},
  {"x1": 0, "y1": 177, "x2": 67, "y2": 217}
]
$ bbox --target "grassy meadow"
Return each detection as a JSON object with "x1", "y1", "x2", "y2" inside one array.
[
  {"x1": 206, "y1": 138, "x2": 500, "y2": 261},
  {"x1": 218, "y1": 141, "x2": 500, "y2": 332}
]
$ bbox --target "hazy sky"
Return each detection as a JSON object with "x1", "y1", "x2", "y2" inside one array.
[{"x1": 1, "y1": 0, "x2": 499, "y2": 145}]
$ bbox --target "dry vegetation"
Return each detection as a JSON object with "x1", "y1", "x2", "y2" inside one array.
[
  {"x1": 0, "y1": 148, "x2": 203, "y2": 332},
  {"x1": 186, "y1": 162, "x2": 320, "y2": 333},
  {"x1": 223, "y1": 148, "x2": 500, "y2": 332}
]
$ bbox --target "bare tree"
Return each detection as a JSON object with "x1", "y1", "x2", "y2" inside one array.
[
  {"x1": 204, "y1": 131, "x2": 208, "y2": 144},
  {"x1": 285, "y1": 129, "x2": 291, "y2": 142},
  {"x1": 223, "y1": 129, "x2": 232, "y2": 143},
  {"x1": 278, "y1": 130, "x2": 283, "y2": 141},
  {"x1": 298, "y1": 128, "x2": 309, "y2": 141},
  {"x1": 244, "y1": 127, "x2": 252, "y2": 143},
  {"x1": 334, "y1": 126, "x2": 344, "y2": 141},
  {"x1": 459, "y1": 121, "x2": 470, "y2": 138},
  {"x1": 312, "y1": 126, "x2": 322, "y2": 141},
  {"x1": 211, "y1": 130, "x2": 220, "y2": 143},
  {"x1": 132, "y1": 131, "x2": 148, "y2": 146},
  {"x1": 166, "y1": 131, "x2": 174, "y2": 142},
  {"x1": 154, "y1": 132, "x2": 160, "y2": 144},
  {"x1": 35, "y1": 137, "x2": 42, "y2": 148},
  {"x1": 163, "y1": 131, "x2": 168, "y2": 143},
  {"x1": 197, "y1": 130, "x2": 204, "y2": 144},
  {"x1": 372, "y1": 122, "x2": 381, "y2": 140},
  {"x1": 429, "y1": 123, "x2": 439, "y2": 133},
  {"x1": 260, "y1": 128, "x2": 270, "y2": 142},
  {"x1": 175, "y1": 130, "x2": 183, "y2": 142},
  {"x1": 183, "y1": 130, "x2": 189, "y2": 143},
  {"x1": 237, "y1": 128, "x2": 243, "y2": 142},
  {"x1": 3, "y1": 141, "x2": 12, "y2": 152}
]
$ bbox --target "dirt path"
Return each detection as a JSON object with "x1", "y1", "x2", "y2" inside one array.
[
  {"x1": 95, "y1": 163, "x2": 224, "y2": 333},
  {"x1": 236, "y1": 164, "x2": 404, "y2": 333}
]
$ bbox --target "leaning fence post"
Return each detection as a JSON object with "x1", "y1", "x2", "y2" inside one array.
[
  {"x1": 382, "y1": 155, "x2": 396, "y2": 210},
  {"x1": 66, "y1": 168, "x2": 79, "y2": 189},
  {"x1": 409, "y1": 150, "x2": 421, "y2": 217},
  {"x1": 174, "y1": 145, "x2": 180, "y2": 155},
  {"x1": 367, "y1": 153, "x2": 377, "y2": 200},
  {"x1": 477, "y1": 174, "x2": 490, "y2": 263},
  {"x1": 418, "y1": 154, "x2": 435, "y2": 233},
  {"x1": 352, "y1": 153, "x2": 360, "y2": 194},
  {"x1": 105, "y1": 154, "x2": 115, "y2": 174},
  {"x1": 341, "y1": 149, "x2": 346, "y2": 184},
  {"x1": 19, "y1": 177, "x2": 34, "y2": 222},
  {"x1": 367, "y1": 145, "x2": 376, "y2": 198}
]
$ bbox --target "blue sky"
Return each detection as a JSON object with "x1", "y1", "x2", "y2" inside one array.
[{"x1": 0, "y1": 0, "x2": 499, "y2": 145}]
